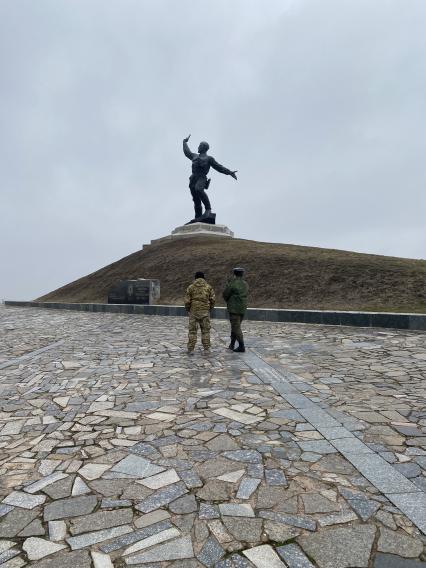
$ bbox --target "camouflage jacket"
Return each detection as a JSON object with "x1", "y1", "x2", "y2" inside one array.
[{"x1": 184, "y1": 278, "x2": 216, "y2": 315}]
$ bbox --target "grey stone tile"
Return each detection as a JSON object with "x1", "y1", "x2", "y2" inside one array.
[
  {"x1": 168, "y1": 494, "x2": 197, "y2": 514},
  {"x1": 281, "y1": 394, "x2": 315, "y2": 409},
  {"x1": 394, "y1": 463, "x2": 422, "y2": 478},
  {"x1": 100, "y1": 520, "x2": 172, "y2": 553},
  {"x1": 136, "y1": 482, "x2": 188, "y2": 513},
  {"x1": 29, "y1": 549, "x2": 91, "y2": 568},
  {"x1": 179, "y1": 469, "x2": 203, "y2": 489},
  {"x1": 265, "y1": 469, "x2": 288, "y2": 486},
  {"x1": 223, "y1": 517, "x2": 263, "y2": 543},
  {"x1": 69, "y1": 508, "x2": 133, "y2": 535},
  {"x1": 66, "y1": 524, "x2": 133, "y2": 550},
  {"x1": 216, "y1": 554, "x2": 254, "y2": 567},
  {"x1": 140, "y1": 469, "x2": 180, "y2": 489},
  {"x1": 277, "y1": 543, "x2": 315, "y2": 567},
  {"x1": 100, "y1": 498, "x2": 132, "y2": 508},
  {"x1": 243, "y1": 544, "x2": 286, "y2": 567},
  {"x1": 298, "y1": 408, "x2": 341, "y2": 428},
  {"x1": 2, "y1": 491, "x2": 46, "y2": 510},
  {"x1": 48, "y1": 520, "x2": 67, "y2": 541},
  {"x1": 199, "y1": 503, "x2": 220, "y2": 519},
  {"x1": 111, "y1": 455, "x2": 165, "y2": 478},
  {"x1": 124, "y1": 535, "x2": 194, "y2": 564},
  {"x1": 259, "y1": 510, "x2": 316, "y2": 531},
  {"x1": 301, "y1": 494, "x2": 339, "y2": 514},
  {"x1": 44, "y1": 495, "x2": 97, "y2": 521},
  {"x1": 298, "y1": 525, "x2": 376, "y2": 568},
  {"x1": 344, "y1": 454, "x2": 420, "y2": 494},
  {"x1": 219, "y1": 503, "x2": 255, "y2": 517},
  {"x1": 197, "y1": 536, "x2": 225, "y2": 567},
  {"x1": 377, "y1": 527, "x2": 423, "y2": 557},
  {"x1": 346, "y1": 497, "x2": 380, "y2": 521},
  {"x1": 317, "y1": 510, "x2": 358, "y2": 527},
  {"x1": 0, "y1": 547, "x2": 20, "y2": 564},
  {"x1": 22, "y1": 537, "x2": 66, "y2": 561},
  {"x1": 24, "y1": 473, "x2": 69, "y2": 494},
  {"x1": 134, "y1": 510, "x2": 170, "y2": 528},
  {"x1": 0, "y1": 508, "x2": 40, "y2": 537},
  {"x1": 42, "y1": 476, "x2": 75, "y2": 500},
  {"x1": 123, "y1": 527, "x2": 180, "y2": 555},
  {"x1": 331, "y1": 437, "x2": 373, "y2": 454},
  {"x1": 374, "y1": 554, "x2": 426, "y2": 567},
  {"x1": 128, "y1": 442, "x2": 159, "y2": 457},
  {"x1": 237, "y1": 477, "x2": 261, "y2": 499},
  {"x1": 316, "y1": 426, "x2": 355, "y2": 440},
  {"x1": 386, "y1": 492, "x2": 426, "y2": 535},
  {"x1": 91, "y1": 551, "x2": 114, "y2": 568},
  {"x1": 222, "y1": 450, "x2": 262, "y2": 463},
  {"x1": 18, "y1": 518, "x2": 46, "y2": 536},
  {"x1": 0, "y1": 504, "x2": 14, "y2": 518}
]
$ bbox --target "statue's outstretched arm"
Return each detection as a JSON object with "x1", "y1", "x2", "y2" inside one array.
[
  {"x1": 210, "y1": 157, "x2": 238, "y2": 180},
  {"x1": 183, "y1": 135, "x2": 195, "y2": 160}
]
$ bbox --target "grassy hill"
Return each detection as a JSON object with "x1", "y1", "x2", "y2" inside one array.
[{"x1": 37, "y1": 237, "x2": 426, "y2": 313}]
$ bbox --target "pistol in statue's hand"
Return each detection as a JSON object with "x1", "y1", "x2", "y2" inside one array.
[
  {"x1": 183, "y1": 134, "x2": 191, "y2": 143},
  {"x1": 231, "y1": 170, "x2": 238, "y2": 180}
]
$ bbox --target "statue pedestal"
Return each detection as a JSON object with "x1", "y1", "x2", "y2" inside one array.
[
  {"x1": 172, "y1": 223, "x2": 233, "y2": 238},
  {"x1": 144, "y1": 223, "x2": 234, "y2": 248}
]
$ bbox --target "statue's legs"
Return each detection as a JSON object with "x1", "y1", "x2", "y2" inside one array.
[
  {"x1": 190, "y1": 188, "x2": 203, "y2": 218},
  {"x1": 199, "y1": 189, "x2": 211, "y2": 213},
  {"x1": 190, "y1": 177, "x2": 212, "y2": 218}
]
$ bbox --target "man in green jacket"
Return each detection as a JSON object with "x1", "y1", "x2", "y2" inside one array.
[{"x1": 223, "y1": 267, "x2": 249, "y2": 353}]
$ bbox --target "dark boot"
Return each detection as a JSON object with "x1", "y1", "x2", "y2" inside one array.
[
  {"x1": 233, "y1": 341, "x2": 245, "y2": 353},
  {"x1": 228, "y1": 334, "x2": 236, "y2": 350}
]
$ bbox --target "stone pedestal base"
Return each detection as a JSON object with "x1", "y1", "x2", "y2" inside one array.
[
  {"x1": 145, "y1": 223, "x2": 234, "y2": 248},
  {"x1": 172, "y1": 223, "x2": 233, "y2": 238}
]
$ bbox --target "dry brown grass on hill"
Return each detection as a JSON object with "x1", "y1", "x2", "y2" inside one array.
[{"x1": 37, "y1": 237, "x2": 426, "y2": 313}]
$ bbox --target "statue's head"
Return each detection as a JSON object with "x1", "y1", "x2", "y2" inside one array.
[{"x1": 198, "y1": 141, "x2": 210, "y2": 154}]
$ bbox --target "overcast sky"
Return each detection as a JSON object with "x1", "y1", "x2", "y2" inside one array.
[{"x1": 1, "y1": 0, "x2": 425, "y2": 300}]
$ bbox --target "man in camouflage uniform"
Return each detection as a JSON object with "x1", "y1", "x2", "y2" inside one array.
[
  {"x1": 223, "y1": 267, "x2": 249, "y2": 353},
  {"x1": 184, "y1": 271, "x2": 216, "y2": 354}
]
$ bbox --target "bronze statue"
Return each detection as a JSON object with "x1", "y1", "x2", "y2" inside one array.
[{"x1": 183, "y1": 134, "x2": 237, "y2": 223}]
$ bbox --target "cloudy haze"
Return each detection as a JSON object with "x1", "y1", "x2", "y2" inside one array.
[{"x1": 1, "y1": 0, "x2": 425, "y2": 300}]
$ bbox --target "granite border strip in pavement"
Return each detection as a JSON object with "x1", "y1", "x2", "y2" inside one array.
[
  {"x1": 243, "y1": 349, "x2": 426, "y2": 535},
  {"x1": 0, "y1": 340, "x2": 64, "y2": 370}
]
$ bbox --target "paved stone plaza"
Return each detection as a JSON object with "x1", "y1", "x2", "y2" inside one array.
[{"x1": 1, "y1": 305, "x2": 426, "y2": 567}]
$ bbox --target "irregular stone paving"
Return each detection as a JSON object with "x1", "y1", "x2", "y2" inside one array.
[{"x1": 0, "y1": 306, "x2": 425, "y2": 567}]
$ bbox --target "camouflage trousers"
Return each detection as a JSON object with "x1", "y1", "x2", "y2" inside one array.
[
  {"x1": 229, "y1": 313, "x2": 244, "y2": 343},
  {"x1": 188, "y1": 313, "x2": 211, "y2": 350}
]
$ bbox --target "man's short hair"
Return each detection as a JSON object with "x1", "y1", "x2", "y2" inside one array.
[
  {"x1": 233, "y1": 267, "x2": 244, "y2": 276},
  {"x1": 199, "y1": 141, "x2": 210, "y2": 152},
  {"x1": 195, "y1": 271, "x2": 205, "y2": 279}
]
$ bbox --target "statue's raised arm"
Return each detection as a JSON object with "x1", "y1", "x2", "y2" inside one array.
[{"x1": 183, "y1": 134, "x2": 195, "y2": 160}]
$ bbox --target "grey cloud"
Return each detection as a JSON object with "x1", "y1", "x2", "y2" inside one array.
[{"x1": 0, "y1": 0, "x2": 425, "y2": 299}]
